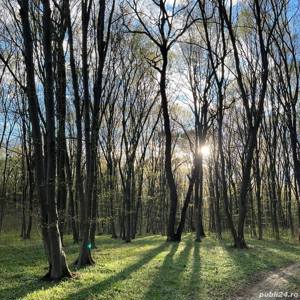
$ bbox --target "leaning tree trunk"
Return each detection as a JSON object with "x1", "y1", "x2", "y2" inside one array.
[{"x1": 176, "y1": 174, "x2": 195, "y2": 240}]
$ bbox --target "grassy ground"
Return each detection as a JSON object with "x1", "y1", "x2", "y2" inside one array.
[
  {"x1": 0, "y1": 232, "x2": 299, "y2": 300},
  {"x1": 286, "y1": 267, "x2": 300, "y2": 293}
]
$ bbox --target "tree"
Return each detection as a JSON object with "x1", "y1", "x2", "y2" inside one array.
[
  {"x1": 217, "y1": 0, "x2": 283, "y2": 248},
  {"x1": 76, "y1": 0, "x2": 115, "y2": 266},
  {"x1": 124, "y1": 0, "x2": 198, "y2": 241},
  {"x1": 18, "y1": 0, "x2": 71, "y2": 280}
]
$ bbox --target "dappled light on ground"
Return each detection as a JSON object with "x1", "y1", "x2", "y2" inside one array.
[{"x1": 0, "y1": 234, "x2": 299, "y2": 300}]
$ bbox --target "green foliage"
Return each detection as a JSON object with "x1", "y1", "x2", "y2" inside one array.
[{"x1": 0, "y1": 233, "x2": 299, "y2": 300}]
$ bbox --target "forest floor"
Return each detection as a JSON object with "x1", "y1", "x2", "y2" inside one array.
[
  {"x1": 0, "y1": 232, "x2": 299, "y2": 300},
  {"x1": 231, "y1": 262, "x2": 300, "y2": 300}
]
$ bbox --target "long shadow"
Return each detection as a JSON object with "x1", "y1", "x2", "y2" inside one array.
[
  {"x1": 143, "y1": 239, "x2": 193, "y2": 300},
  {"x1": 220, "y1": 238, "x2": 300, "y2": 299},
  {"x1": 224, "y1": 246, "x2": 272, "y2": 274},
  {"x1": 0, "y1": 280, "x2": 54, "y2": 300},
  {"x1": 188, "y1": 242, "x2": 201, "y2": 300},
  {"x1": 222, "y1": 238, "x2": 299, "y2": 280},
  {"x1": 0, "y1": 237, "x2": 81, "y2": 300},
  {"x1": 254, "y1": 238, "x2": 300, "y2": 254},
  {"x1": 95, "y1": 235, "x2": 163, "y2": 249},
  {"x1": 125, "y1": 235, "x2": 165, "y2": 247},
  {"x1": 65, "y1": 241, "x2": 169, "y2": 300},
  {"x1": 0, "y1": 234, "x2": 163, "y2": 300}
]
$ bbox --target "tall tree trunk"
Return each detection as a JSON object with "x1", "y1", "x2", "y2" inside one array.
[
  {"x1": 160, "y1": 50, "x2": 178, "y2": 242},
  {"x1": 133, "y1": 169, "x2": 143, "y2": 239},
  {"x1": 249, "y1": 190, "x2": 257, "y2": 238},
  {"x1": 107, "y1": 159, "x2": 117, "y2": 238},
  {"x1": 236, "y1": 129, "x2": 258, "y2": 248},
  {"x1": 66, "y1": 152, "x2": 79, "y2": 243},
  {"x1": 90, "y1": 159, "x2": 98, "y2": 248},
  {"x1": 194, "y1": 156, "x2": 204, "y2": 241},
  {"x1": 66, "y1": 0, "x2": 84, "y2": 241},
  {"x1": 217, "y1": 92, "x2": 238, "y2": 246},
  {"x1": 211, "y1": 162, "x2": 221, "y2": 239},
  {"x1": 124, "y1": 165, "x2": 133, "y2": 243},
  {"x1": 76, "y1": 0, "x2": 94, "y2": 267},
  {"x1": 254, "y1": 146, "x2": 263, "y2": 240},
  {"x1": 19, "y1": 0, "x2": 71, "y2": 280},
  {"x1": 42, "y1": 0, "x2": 71, "y2": 279},
  {"x1": 56, "y1": 30, "x2": 67, "y2": 245}
]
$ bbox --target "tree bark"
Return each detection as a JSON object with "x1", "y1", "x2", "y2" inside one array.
[
  {"x1": 160, "y1": 50, "x2": 179, "y2": 242},
  {"x1": 19, "y1": 0, "x2": 71, "y2": 280}
]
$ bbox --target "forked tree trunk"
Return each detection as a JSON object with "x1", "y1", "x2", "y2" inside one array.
[
  {"x1": 42, "y1": 0, "x2": 71, "y2": 279},
  {"x1": 19, "y1": 0, "x2": 71, "y2": 280}
]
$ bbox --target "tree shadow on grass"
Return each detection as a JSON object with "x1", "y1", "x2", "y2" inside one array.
[
  {"x1": 0, "y1": 278, "x2": 54, "y2": 300},
  {"x1": 0, "y1": 238, "x2": 81, "y2": 300},
  {"x1": 0, "y1": 234, "x2": 165, "y2": 300},
  {"x1": 95, "y1": 235, "x2": 164, "y2": 250},
  {"x1": 188, "y1": 241, "x2": 202, "y2": 300},
  {"x1": 219, "y1": 238, "x2": 300, "y2": 300},
  {"x1": 65, "y1": 241, "x2": 169, "y2": 300},
  {"x1": 125, "y1": 235, "x2": 165, "y2": 247},
  {"x1": 221, "y1": 238, "x2": 300, "y2": 281},
  {"x1": 253, "y1": 238, "x2": 300, "y2": 254},
  {"x1": 143, "y1": 239, "x2": 192, "y2": 300}
]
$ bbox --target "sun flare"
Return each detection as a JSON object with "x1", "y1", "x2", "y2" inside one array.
[{"x1": 200, "y1": 145, "x2": 210, "y2": 157}]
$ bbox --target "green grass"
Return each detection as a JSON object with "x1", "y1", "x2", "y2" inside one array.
[
  {"x1": 285, "y1": 272, "x2": 300, "y2": 294},
  {"x1": 0, "y1": 232, "x2": 299, "y2": 300}
]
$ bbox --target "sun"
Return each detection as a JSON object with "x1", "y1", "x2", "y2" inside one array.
[{"x1": 200, "y1": 145, "x2": 210, "y2": 157}]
